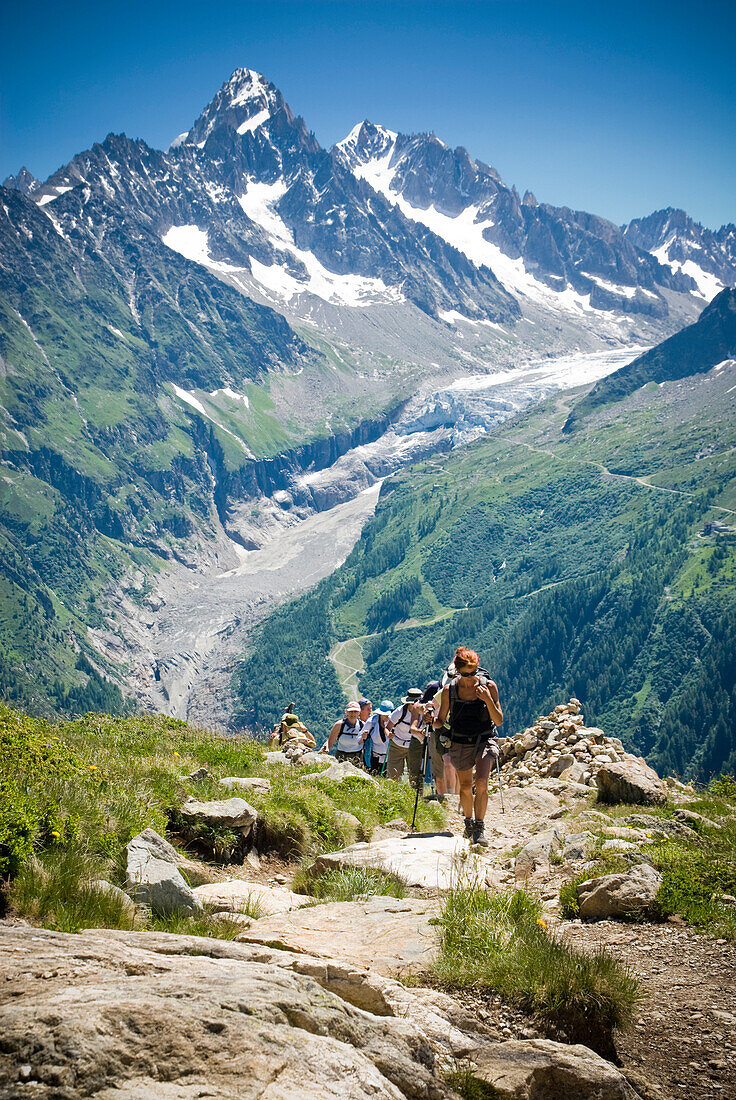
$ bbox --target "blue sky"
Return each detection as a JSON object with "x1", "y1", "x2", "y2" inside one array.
[{"x1": 1, "y1": 0, "x2": 734, "y2": 228}]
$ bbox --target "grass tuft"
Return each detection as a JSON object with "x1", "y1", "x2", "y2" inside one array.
[
  {"x1": 431, "y1": 884, "x2": 640, "y2": 1055},
  {"x1": 294, "y1": 864, "x2": 408, "y2": 901},
  {"x1": 8, "y1": 848, "x2": 135, "y2": 933}
]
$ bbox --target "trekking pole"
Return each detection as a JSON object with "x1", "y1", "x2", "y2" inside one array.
[
  {"x1": 495, "y1": 751, "x2": 505, "y2": 814},
  {"x1": 410, "y1": 735, "x2": 429, "y2": 833}
]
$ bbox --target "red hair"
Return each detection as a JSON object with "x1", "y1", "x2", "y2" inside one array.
[{"x1": 454, "y1": 646, "x2": 479, "y2": 671}]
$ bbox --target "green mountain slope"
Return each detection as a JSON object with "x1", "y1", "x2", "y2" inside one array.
[
  {"x1": 234, "y1": 351, "x2": 736, "y2": 779},
  {"x1": 0, "y1": 186, "x2": 319, "y2": 714},
  {"x1": 565, "y1": 288, "x2": 736, "y2": 430}
]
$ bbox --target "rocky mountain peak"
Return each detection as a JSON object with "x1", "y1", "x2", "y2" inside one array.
[
  {"x1": 333, "y1": 120, "x2": 398, "y2": 170},
  {"x1": 177, "y1": 67, "x2": 292, "y2": 148},
  {"x1": 2, "y1": 166, "x2": 39, "y2": 195}
]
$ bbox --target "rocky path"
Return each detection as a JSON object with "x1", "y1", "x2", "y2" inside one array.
[{"x1": 562, "y1": 921, "x2": 736, "y2": 1100}]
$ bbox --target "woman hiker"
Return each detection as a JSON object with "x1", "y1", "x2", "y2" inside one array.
[
  {"x1": 323, "y1": 701, "x2": 365, "y2": 766},
  {"x1": 433, "y1": 646, "x2": 503, "y2": 846},
  {"x1": 361, "y1": 699, "x2": 393, "y2": 774}
]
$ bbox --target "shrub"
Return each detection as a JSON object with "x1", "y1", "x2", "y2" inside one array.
[{"x1": 431, "y1": 885, "x2": 640, "y2": 1055}]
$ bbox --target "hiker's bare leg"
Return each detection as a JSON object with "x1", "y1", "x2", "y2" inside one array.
[
  {"x1": 474, "y1": 775, "x2": 489, "y2": 822},
  {"x1": 457, "y1": 768, "x2": 474, "y2": 820},
  {"x1": 435, "y1": 775, "x2": 447, "y2": 796},
  {"x1": 473, "y1": 751, "x2": 493, "y2": 821},
  {"x1": 444, "y1": 757, "x2": 459, "y2": 795}
]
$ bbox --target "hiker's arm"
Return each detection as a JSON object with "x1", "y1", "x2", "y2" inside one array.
[
  {"x1": 477, "y1": 680, "x2": 503, "y2": 726},
  {"x1": 304, "y1": 730, "x2": 316, "y2": 748},
  {"x1": 326, "y1": 720, "x2": 342, "y2": 751},
  {"x1": 433, "y1": 687, "x2": 450, "y2": 728}
]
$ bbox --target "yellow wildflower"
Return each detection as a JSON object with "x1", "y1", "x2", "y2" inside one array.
[
  {"x1": 51, "y1": 831, "x2": 60, "y2": 839},
  {"x1": 537, "y1": 918, "x2": 547, "y2": 929},
  {"x1": 173, "y1": 752, "x2": 180, "y2": 757},
  {"x1": 89, "y1": 765, "x2": 97, "y2": 770}
]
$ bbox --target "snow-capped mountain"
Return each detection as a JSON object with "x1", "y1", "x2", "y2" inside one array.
[
  {"x1": 2, "y1": 166, "x2": 40, "y2": 195},
  {"x1": 623, "y1": 208, "x2": 736, "y2": 301},
  {"x1": 333, "y1": 121, "x2": 710, "y2": 322}
]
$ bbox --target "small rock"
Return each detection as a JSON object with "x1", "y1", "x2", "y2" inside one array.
[
  {"x1": 186, "y1": 767, "x2": 210, "y2": 783},
  {"x1": 125, "y1": 829, "x2": 201, "y2": 916},
  {"x1": 180, "y1": 797, "x2": 258, "y2": 834},
  {"x1": 89, "y1": 880, "x2": 136, "y2": 918},
  {"x1": 219, "y1": 776, "x2": 271, "y2": 793}
]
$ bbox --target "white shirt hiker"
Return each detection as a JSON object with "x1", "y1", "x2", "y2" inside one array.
[
  {"x1": 363, "y1": 714, "x2": 389, "y2": 760},
  {"x1": 389, "y1": 705, "x2": 413, "y2": 747},
  {"x1": 336, "y1": 718, "x2": 364, "y2": 753}
]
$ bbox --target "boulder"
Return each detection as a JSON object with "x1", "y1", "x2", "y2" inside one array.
[
  {"x1": 193, "y1": 880, "x2": 311, "y2": 916},
  {"x1": 308, "y1": 834, "x2": 489, "y2": 891},
  {"x1": 471, "y1": 1038, "x2": 643, "y2": 1099},
  {"x1": 563, "y1": 831, "x2": 594, "y2": 863},
  {"x1": 219, "y1": 776, "x2": 271, "y2": 792},
  {"x1": 180, "y1": 797, "x2": 258, "y2": 834},
  {"x1": 0, "y1": 924, "x2": 451, "y2": 1099},
  {"x1": 620, "y1": 813, "x2": 697, "y2": 839},
  {"x1": 125, "y1": 829, "x2": 201, "y2": 915},
  {"x1": 576, "y1": 863, "x2": 662, "y2": 920},
  {"x1": 596, "y1": 759, "x2": 668, "y2": 806},
  {"x1": 302, "y1": 761, "x2": 377, "y2": 784},
  {"x1": 237, "y1": 895, "x2": 441, "y2": 976}
]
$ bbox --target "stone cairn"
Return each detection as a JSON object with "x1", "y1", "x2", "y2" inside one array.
[{"x1": 497, "y1": 698, "x2": 629, "y2": 790}]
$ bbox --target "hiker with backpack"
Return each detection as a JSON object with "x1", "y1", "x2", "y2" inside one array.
[
  {"x1": 360, "y1": 699, "x2": 393, "y2": 774},
  {"x1": 385, "y1": 689, "x2": 423, "y2": 781},
  {"x1": 433, "y1": 646, "x2": 503, "y2": 846},
  {"x1": 323, "y1": 701, "x2": 365, "y2": 766},
  {"x1": 268, "y1": 712, "x2": 316, "y2": 762}
]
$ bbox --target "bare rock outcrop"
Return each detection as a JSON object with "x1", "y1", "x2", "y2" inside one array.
[{"x1": 0, "y1": 925, "x2": 450, "y2": 1099}]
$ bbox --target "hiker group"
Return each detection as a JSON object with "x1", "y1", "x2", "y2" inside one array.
[{"x1": 269, "y1": 646, "x2": 503, "y2": 847}]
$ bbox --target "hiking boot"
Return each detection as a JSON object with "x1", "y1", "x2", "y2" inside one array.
[
  {"x1": 463, "y1": 817, "x2": 474, "y2": 838},
  {"x1": 472, "y1": 820, "x2": 490, "y2": 847}
]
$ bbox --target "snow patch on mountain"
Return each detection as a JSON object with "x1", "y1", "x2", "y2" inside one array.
[
  {"x1": 350, "y1": 148, "x2": 596, "y2": 316},
  {"x1": 237, "y1": 108, "x2": 271, "y2": 134},
  {"x1": 237, "y1": 180, "x2": 403, "y2": 307},
  {"x1": 652, "y1": 241, "x2": 724, "y2": 300}
]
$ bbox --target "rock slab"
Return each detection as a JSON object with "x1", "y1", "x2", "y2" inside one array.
[
  {"x1": 125, "y1": 828, "x2": 201, "y2": 915},
  {"x1": 193, "y1": 879, "x2": 311, "y2": 916},
  {"x1": 309, "y1": 834, "x2": 488, "y2": 890},
  {"x1": 577, "y1": 863, "x2": 662, "y2": 920},
  {"x1": 237, "y1": 895, "x2": 441, "y2": 976},
  {"x1": 0, "y1": 925, "x2": 450, "y2": 1099}
]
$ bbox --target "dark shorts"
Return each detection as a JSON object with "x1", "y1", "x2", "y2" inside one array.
[
  {"x1": 448, "y1": 737, "x2": 498, "y2": 780},
  {"x1": 335, "y1": 749, "x2": 365, "y2": 767},
  {"x1": 369, "y1": 752, "x2": 387, "y2": 775}
]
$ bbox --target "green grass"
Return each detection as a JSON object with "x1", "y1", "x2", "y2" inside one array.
[
  {"x1": 431, "y1": 885, "x2": 640, "y2": 1055},
  {"x1": 294, "y1": 864, "x2": 408, "y2": 901},
  {"x1": 2, "y1": 705, "x2": 445, "y2": 934},
  {"x1": 8, "y1": 848, "x2": 136, "y2": 933}
]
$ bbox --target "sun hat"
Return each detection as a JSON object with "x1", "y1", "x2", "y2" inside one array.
[
  {"x1": 282, "y1": 714, "x2": 300, "y2": 727},
  {"x1": 402, "y1": 688, "x2": 423, "y2": 704},
  {"x1": 346, "y1": 701, "x2": 361, "y2": 712},
  {"x1": 376, "y1": 699, "x2": 394, "y2": 715},
  {"x1": 358, "y1": 697, "x2": 371, "y2": 706}
]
